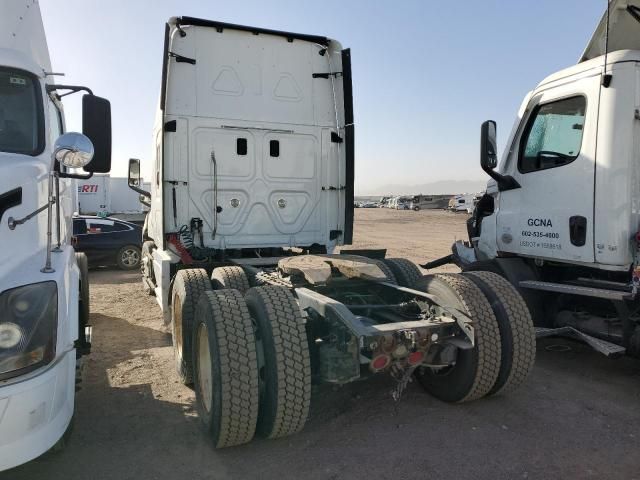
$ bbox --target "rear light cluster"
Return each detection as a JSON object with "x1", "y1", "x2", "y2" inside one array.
[{"x1": 368, "y1": 334, "x2": 430, "y2": 372}]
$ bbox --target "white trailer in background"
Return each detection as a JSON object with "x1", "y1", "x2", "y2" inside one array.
[
  {"x1": 128, "y1": 17, "x2": 535, "y2": 449},
  {"x1": 76, "y1": 174, "x2": 150, "y2": 215},
  {"x1": 0, "y1": 1, "x2": 111, "y2": 471}
]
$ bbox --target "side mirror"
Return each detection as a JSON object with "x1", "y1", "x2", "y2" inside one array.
[
  {"x1": 128, "y1": 158, "x2": 141, "y2": 187},
  {"x1": 480, "y1": 120, "x2": 498, "y2": 170},
  {"x1": 478, "y1": 120, "x2": 521, "y2": 192},
  {"x1": 128, "y1": 158, "x2": 151, "y2": 197},
  {"x1": 82, "y1": 94, "x2": 111, "y2": 173},
  {"x1": 54, "y1": 132, "x2": 94, "y2": 168}
]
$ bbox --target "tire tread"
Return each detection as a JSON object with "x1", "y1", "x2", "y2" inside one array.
[
  {"x1": 384, "y1": 258, "x2": 423, "y2": 288},
  {"x1": 245, "y1": 286, "x2": 311, "y2": 439},
  {"x1": 464, "y1": 271, "x2": 536, "y2": 395},
  {"x1": 195, "y1": 290, "x2": 259, "y2": 448},
  {"x1": 211, "y1": 266, "x2": 250, "y2": 293},
  {"x1": 172, "y1": 268, "x2": 211, "y2": 384}
]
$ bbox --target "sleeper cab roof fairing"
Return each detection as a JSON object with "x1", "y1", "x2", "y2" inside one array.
[{"x1": 168, "y1": 16, "x2": 332, "y2": 47}]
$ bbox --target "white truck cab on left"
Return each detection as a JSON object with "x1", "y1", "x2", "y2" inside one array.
[{"x1": 0, "y1": 1, "x2": 111, "y2": 471}]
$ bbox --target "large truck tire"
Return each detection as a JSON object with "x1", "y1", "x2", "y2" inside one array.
[
  {"x1": 75, "y1": 252, "x2": 90, "y2": 350},
  {"x1": 192, "y1": 290, "x2": 259, "y2": 448},
  {"x1": 463, "y1": 259, "x2": 551, "y2": 327},
  {"x1": 414, "y1": 274, "x2": 502, "y2": 403},
  {"x1": 462, "y1": 260, "x2": 503, "y2": 276},
  {"x1": 211, "y1": 266, "x2": 250, "y2": 294},
  {"x1": 371, "y1": 259, "x2": 398, "y2": 284},
  {"x1": 463, "y1": 271, "x2": 536, "y2": 395},
  {"x1": 383, "y1": 257, "x2": 423, "y2": 289},
  {"x1": 171, "y1": 268, "x2": 212, "y2": 385},
  {"x1": 244, "y1": 286, "x2": 311, "y2": 439}
]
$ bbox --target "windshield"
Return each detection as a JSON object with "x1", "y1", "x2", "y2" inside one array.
[{"x1": 0, "y1": 68, "x2": 43, "y2": 155}]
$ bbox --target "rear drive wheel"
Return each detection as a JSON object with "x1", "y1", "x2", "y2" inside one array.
[
  {"x1": 116, "y1": 245, "x2": 141, "y2": 270},
  {"x1": 414, "y1": 274, "x2": 502, "y2": 403},
  {"x1": 383, "y1": 257, "x2": 423, "y2": 288},
  {"x1": 371, "y1": 259, "x2": 398, "y2": 284},
  {"x1": 171, "y1": 268, "x2": 212, "y2": 385},
  {"x1": 463, "y1": 271, "x2": 536, "y2": 395},
  {"x1": 463, "y1": 260, "x2": 551, "y2": 328},
  {"x1": 462, "y1": 260, "x2": 504, "y2": 276},
  {"x1": 211, "y1": 266, "x2": 250, "y2": 293},
  {"x1": 192, "y1": 290, "x2": 259, "y2": 448},
  {"x1": 245, "y1": 286, "x2": 311, "y2": 439}
]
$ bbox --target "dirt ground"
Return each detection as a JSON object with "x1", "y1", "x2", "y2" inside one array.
[{"x1": 5, "y1": 209, "x2": 640, "y2": 480}]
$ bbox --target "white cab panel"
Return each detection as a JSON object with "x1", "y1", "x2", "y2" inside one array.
[{"x1": 157, "y1": 21, "x2": 348, "y2": 251}]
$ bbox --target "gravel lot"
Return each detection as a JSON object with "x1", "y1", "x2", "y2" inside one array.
[{"x1": 4, "y1": 209, "x2": 640, "y2": 480}]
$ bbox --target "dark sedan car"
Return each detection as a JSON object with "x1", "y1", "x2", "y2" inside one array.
[{"x1": 72, "y1": 216, "x2": 142, "y2": 270}]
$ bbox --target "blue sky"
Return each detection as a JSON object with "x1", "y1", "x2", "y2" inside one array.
[{"x1": 40, "y1": 0, "x2": 605, "y2": 194}]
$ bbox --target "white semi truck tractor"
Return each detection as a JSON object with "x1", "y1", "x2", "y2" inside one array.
[
  {"x1": 426, "y1": 0, "x2": 640, "y2": 358},
  {"x1": 0, "y1": 1, "x2": 111, "y2": 471},
  {"x1": 128, "y1": 17, "x2": 536, "y2": 448}
]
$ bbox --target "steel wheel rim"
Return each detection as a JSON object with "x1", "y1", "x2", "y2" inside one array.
[
  {"x1": 121, "y1": 248, "x2": 139, "y2": 266},
  {"x1": 197, "y1": 323, "x2": 213, "y2": 413}
]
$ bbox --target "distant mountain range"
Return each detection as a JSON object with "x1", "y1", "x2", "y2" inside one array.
[{"x1": 357, "y1": 179, "x2": 487, "y2": 196}]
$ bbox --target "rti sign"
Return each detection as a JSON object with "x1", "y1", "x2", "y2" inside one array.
[{"x1": 78, "y1": 184, "x2": 99, "y2": 194}]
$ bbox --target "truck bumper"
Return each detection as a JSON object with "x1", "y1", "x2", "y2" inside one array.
[{"x1": 0, "y1": 349, "x2": 75, "y2": 472}]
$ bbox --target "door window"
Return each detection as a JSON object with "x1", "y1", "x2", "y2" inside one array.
[
  {"x1": 519, "y1": 96, "x2": 586, "y2": 174},
  {"x1": 86, "y1": 219, "x2": 117, "y2": 233},
  {"x1": 112, "y1": 221, "x2": 132, "y2": 232},
  {"x1": 0, "y1": 68, "x2": 44, "y2": 155}
]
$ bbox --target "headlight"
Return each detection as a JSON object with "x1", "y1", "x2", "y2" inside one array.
[{"x1": 0, "y1": 282, "x2": 57, "y2": 381}]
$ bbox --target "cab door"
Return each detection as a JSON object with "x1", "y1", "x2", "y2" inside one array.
[{"x1": 496, "y1": 72, "x2": 600, "y2": 263}]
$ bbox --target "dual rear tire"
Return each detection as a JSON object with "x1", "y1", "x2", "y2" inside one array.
[
  {"x1": 415, "y1": 272, "x2": 536, "y2": 402},
  {"x1": 192, "y1": 290, "x2": 259, "y2": 447},
  {"x1": 174, "y1": 262, "x2": 535, "y2": 447},
  {"x1": 187, "y1": 276, "x2": 311, "y2": 447}
]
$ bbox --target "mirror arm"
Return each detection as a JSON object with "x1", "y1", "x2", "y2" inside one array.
[
  {"x1": 45, "y1": 84, "x2": 94, "y2": 98},
  {"x1": 129, "y1": 184, "x2": 151, "y2": 198},
  {"x1": 59, "y1": 171, "x2": 93, "y2": 180},
  {"x1": 7, "y1": 199, "x2": 54, "y2": 230},
  {"x1": 139, "y1": 197, "x2": 151, "y2": 208},
  {"x1": 482, "y1": 166, "x2": 521, "y2": 192}
]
